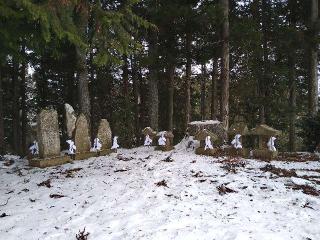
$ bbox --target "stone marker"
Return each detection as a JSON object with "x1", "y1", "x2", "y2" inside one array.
[
  {"x1": 29, "y1": 109, "x2": 70, "y2": 168},
  {"x1": 188, "y1": 120, "x2": 226, "y2": 144},
  {"x1": 74, "y1": 113, "x2": 96, "y2": 160},
  {"x1": 250, "y1": 124, "x2": 281, "y2": 160},
  {"x1": 194, "y1": 129, "x2": 218, "y2": 156},
  {"x1": 155, "y1": 131, "x2": 174, "y2": 151},
  {"x1": 96, "y1": 119, "x2": 112, "y2": 155},
  {"x1": 65, "y1": 103, "x2": 77, "y2": 138}
]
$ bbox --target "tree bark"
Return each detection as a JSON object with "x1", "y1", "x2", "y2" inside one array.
[
  {"x1": 288, "y1": 0, "x2": 297, "y2": 152},
  {"x1": 12, "y1": 60, "x2": 21, "y2": 154},
  {"x1": 167, "y1": 64, "x2": 175, "y2": 131},
  {"x1": 211, "y1": 57, "x2": 219, "y2": 119},
  {"x1": 131, "y1": 56, "x2": 140, "y2": 143},
  {"x1": 185, "y1": 30, "x2": 192, "y2": 129},
  {"x1": 220, "y1": 0, "x2": 230, "y2": 129},
  {"x1": 308, "y1": 0, "x2": 319, "y2": 115},
  {"x1": 148, "y1": 32, "x2": 159, "y2": 130},
  {"x1": 201, "y1": 64, "x2": 206, "y2": 121},
  {"x1": 77, "y1": 47, "x2": 91, "y2": 127},
  {"x1": 21, "y1": 56, "x2": 27, "y2": 154},
  {"x1": 0, "y1": 67, "x2": 4, "y2": 154}
]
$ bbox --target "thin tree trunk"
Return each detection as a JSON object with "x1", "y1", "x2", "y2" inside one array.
[
  {"x1": 77, "y1": 48, "x2": 91, "y2": 127},
  {"x1": 148, "y1": 32, "x2": 159, "y2": 130},
  {"x1": 308, "y1": 0, "x2": 319, "y2": 115},
  {"x1": 21, "y1": 57, "x2": 27, "y2": 154},
  {"x1": 201, "y1": 64, "x2": 206, "y2": 121},
  {"x1": 12, "y1": 60, "x2": 21, "y2": 154},
  {"x1": 220, "y1": 0, "x2": 230, "y2": 129},
  {"x1": 0, "y1": 67, "x2": 4, "y2": 154},
  {"x1": 288, "y1": 0, "x2": 297, "y2": 152},
  {"x1": 185, "y1": 30, "x2": 192, "y2": 129},
  {"x1": 122, "y1": 55, "x2": 131, "y2": 146},
  {"x1": 211, "y1": 57, "x2": 219, "y2": 119},
  {"x1": 131, "y1": 56, "x2": 140, "y2": 143},
  {"x1": 168, "y1": 65, "x2": 175, "y2": 131}
]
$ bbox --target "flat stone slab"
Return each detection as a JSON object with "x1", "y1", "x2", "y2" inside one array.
[
  {"x1": 29, "y1": 155, "x2": 71, "y2": 168},
  {"x1": 225, "y1": 148, "x2": 249, "y2": 158},
  {"x1": 74, "y1": 152, "x2": 98, "y2": 161},
  {"x1": 253, "y1": 149, "x2": 278, "y2": 160},
  {"x1": 155, "y1": 146, "x2": 175, "y2": 152},
  {"x1": 97, "y1": 149, "x2": 112, "y2": 156},
  {"x1": 195, "y1": 147, "x2": 217, "y2": 156}
]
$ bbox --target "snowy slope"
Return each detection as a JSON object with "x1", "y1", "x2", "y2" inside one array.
[{"x1": 0, "y1": 142, "x2": 320, "y2": 240}]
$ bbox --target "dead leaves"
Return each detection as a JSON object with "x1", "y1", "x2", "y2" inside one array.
[
  {"x1": 217, "y1": 184, "x2": 237, "y2": 195},
  {"x1": 76, "y1": 228, "x2": 90, "y2": 240},
  {"x1": 155, "y1": 180, "x2": 168, "y2": 188},
  {"x1": 3, "y1": 159, "x2": 15, "y2": 166},
  {"x1": 261, "y1": 164, "x2": 297, "y2": 177},
  {"x1": 37, "y1": 179, "x2": 52, "y2": 188},
  {"x1": 49, "y1": 194, "x2": 65, "y2": 199}
]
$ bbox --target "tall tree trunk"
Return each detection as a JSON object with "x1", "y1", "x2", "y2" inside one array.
[
  {"x1": 21, "y1": 57, "x2": 27, "y2": 155},
  {"x1": 211, "y1": 57, "x2": 219, "y2": 119},
  {"x1": 12, "y1": 60, "x2": 21, "y2": 154},
  {"x1": 148, "y1": 32, "x2": 159, "y2": 130},
  {"x1": 288, "y1": 0, "x2": 297, "y2": 152},
  {"x1": 122, "y1": 56, "x2": 132, "y2": 146},
  {"x1": 0, "y1": 67, "x2": 4, "y2": 154},
  {"x1": 77, "y1": 48, "x2": 91, "y2": 127},
  {"x1": 167, "y1": 65, "x2": 175, "y2": 131},
  {"x1": 131, "y1": 56, "x2": 140, "y2": 144},
  {"x1": 201, "y1": 64, "x2": 206, "y2": 120},
  {"x1": 308, "y1": 0, "x2": 319, "y2": 115},
  {"x1": 220, "y1": 0, "x2": 230, "y2": 129},
  {"x1": 185, "y1": 30, "x2": 192, "y2": 129},
  {"x1": 259, "y1": 0, "x2": 270, "y2": 124}
]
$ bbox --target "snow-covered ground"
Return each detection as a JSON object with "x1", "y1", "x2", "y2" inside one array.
[{"x1": 1, "y1": 140, "x2": 320, "y2": 240}]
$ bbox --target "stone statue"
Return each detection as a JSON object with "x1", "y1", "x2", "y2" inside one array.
[
  {"x1": 29, "y1": 141, "x2": 39, "y2": 155},
  {"x1": 111, "y1": 136, "x2": 119, "y2": 150},
  {"x1": 93, "y1": 138, "x2": 102, "y2": 151},
  {"x1": 158, "y1": 133, "x2": 166, "y2": 146},
  {"x1": 267, "y1": 136, "x2": 277, "y2": 152},
  {"x1": 204, "y1": 136, "x2": 213, "y2": 150},
  {"x1": 144, "y1": 134, "x2": 152, "y2": 146},
  {"x1": 66, "y1": 140, "x2": 76, "y2": 155},
  {"x1": 231, "y1": 134, "x2": 242, "y2": 149}
]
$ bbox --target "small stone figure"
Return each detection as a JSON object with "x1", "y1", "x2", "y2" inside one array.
[
  {"x1": 111, "y1": 136, "x2": 119, "y2": 150},
  {"x1": 29, "y1": 141, "x2": 39, "y2": 155},
  {"x1": 267, "y1": 136, "x2": 277, "y2": 152},
  {"x1": 158, "y1": 133, "x2": 166, "y2": 146},
  {"x1": 66, "y1": 140, "x2": 77, "y2": 155},
  {"x1": 144, "y1": 134, "x2": 153, "y2": 146},
  {"x1": 231, "y1": 134, "x2": 242, "y2": 149},
  {"x1": 93, "y1": 138, "x2": 102, "y2": 151},
  {"x1": 204, "y1": 136, "x2": 213, "y2": 150}
]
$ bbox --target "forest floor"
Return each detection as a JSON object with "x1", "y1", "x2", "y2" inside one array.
[{"x1": 1, "y1": 139, "x2": 320, "y2": 240}]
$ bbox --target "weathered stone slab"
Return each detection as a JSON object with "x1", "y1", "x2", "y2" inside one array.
[
  {"x1": 74, "y1": 152, "x2": 97, "y2": 161},
  {"x1": 195, "y1": 147, "x2": 217, "y2": 156},
  {"x1": 188, "y1": 120, "x2": 226, "y2": 144},
  {"x1": 97, "y1": 119, "x2": 112, "y2": 150},
  {"x1": 74, "y1": 114, "x2": 91, "y2": 154},
  {"x1": 65, "y1": 103, "x2": 77, "y2": 138},
  {"x1": 37, "y1": 109, "x2": 61, "y2": 159},
  {"x1": 253, "y1": 149, "x2": 278, "y2": 160},
  {"x1": 29, "y1": 155, "x2": 71, "y2": 168}
]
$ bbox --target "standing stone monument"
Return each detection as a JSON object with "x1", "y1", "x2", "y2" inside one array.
[
  {"x1": 74, "y1": 113, "x2": 96, "y2": 160},
  {"x1": 29, "y1": 109, "x2": 70, "y2": 168},
  {"x1": 65, "y1": 103, "x2": 77, "y2": 138},
  {"x1": 96, "y1": 119, "x2": 112, "y2": 155}
]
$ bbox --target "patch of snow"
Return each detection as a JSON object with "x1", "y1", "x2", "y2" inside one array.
[
  {"x1": 189, "y1": 120, "x2": 221, "y2": 125},
  {"x1": 0, "y1": 148, "x2": 320, "y2": 239}
]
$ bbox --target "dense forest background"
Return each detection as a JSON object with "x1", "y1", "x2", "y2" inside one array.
[{"x1": 0, "y1": 0, "x2": 319, "y2": 156}]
